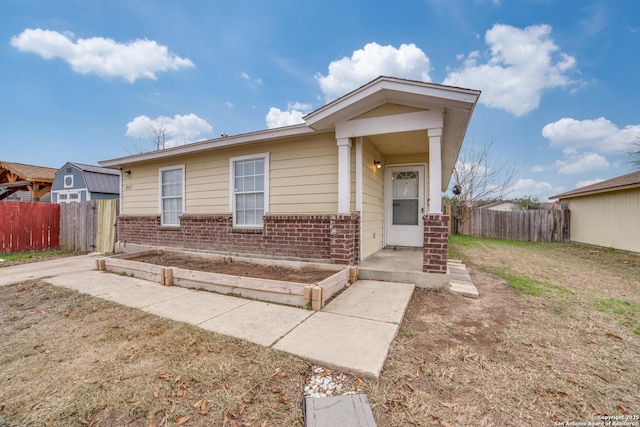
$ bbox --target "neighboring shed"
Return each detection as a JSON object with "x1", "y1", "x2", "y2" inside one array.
[
  {"x1": 51, "y1": 162, "x2": 120, "y2": 204},
  {"x1": 0, "y1": 161, "x2": 56, "y2": 201},
  {"x1": 551, "y1": 170, "x2": 640, "y2": 253}
]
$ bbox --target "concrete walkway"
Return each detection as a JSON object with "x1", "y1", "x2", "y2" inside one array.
[{"x1": 0, "y1": 255, "x2": 414, "y2": 378}]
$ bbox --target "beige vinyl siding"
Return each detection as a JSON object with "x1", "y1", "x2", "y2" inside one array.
[
  {"x1": 121, "y1": 161, "x2": 170, "y2": 215},
  {"x1": 269, "y1": 134, "x2": 338, "y2": 214},
  {"x1": 355, "y1": 103, "x2": 424, "y2": 119},
  {"x1": 121, "y1": 132, "x2": 339, "y2": 216},
  {"x1": 564, "y1": 189, "x2": 640, "y2": 253},
  {"x1": 361, "y1": 139, "x2": 385, "y2": 259}
]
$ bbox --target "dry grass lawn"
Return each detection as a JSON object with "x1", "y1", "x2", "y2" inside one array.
[{"x1": 0, "y1": 237, "x2": 638, "y2": 426}]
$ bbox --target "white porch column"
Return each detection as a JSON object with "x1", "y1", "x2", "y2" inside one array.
[
  {"x1": 337, "y1": 137, "x2": 352, "y2": 214},
  {"x1": 355, "y1": 137, "x2": 363, "y2": 212},
  {"x1": 428, "y1": 128, "x2": 443, "y2": 213}
]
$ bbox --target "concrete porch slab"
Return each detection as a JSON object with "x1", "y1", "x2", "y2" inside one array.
[
  {"x1": 322, "y1": 280, "x2": 414, "y2": 323},
  {"x1": 199, "y1": 301, "x2": 313, "y2": 347},
  {"x1": 358, "y1": 248, "x2": 449, "y2": 289}
]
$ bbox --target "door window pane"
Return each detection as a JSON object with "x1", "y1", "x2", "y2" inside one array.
[
  {"x1": 392, "y1": 171, "x2": 419, "y2": 225},
  {"x1": 393, "y1": 200, "x2": 419, "y2": 225}
]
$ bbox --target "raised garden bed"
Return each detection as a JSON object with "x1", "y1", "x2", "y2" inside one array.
[{"x1": 96, "y1": 249, "x2": 355, "y2": 309}]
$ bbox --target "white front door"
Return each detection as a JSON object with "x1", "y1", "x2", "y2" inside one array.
[{"x1": 385, "y1": 165, "x2": 426, "y2": 247}]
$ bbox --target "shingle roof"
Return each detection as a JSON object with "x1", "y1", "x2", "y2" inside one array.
[
  {"x1": 0, "y1": 161, "x2": 56, "y2": 182},
  {"x1": 551, "y1": 170, "x2": 640, "y2": 199}
]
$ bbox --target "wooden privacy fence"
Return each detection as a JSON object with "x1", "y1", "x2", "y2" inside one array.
[
  {"x1": 0, "y1": 202, "x2": 60, "y2": 253},
  {"x1": 448, "y1": 206, "x2": 570, "y2": 242},
  {"x1": 60, "y1": 200, "x2": 118, "y2": 253}
]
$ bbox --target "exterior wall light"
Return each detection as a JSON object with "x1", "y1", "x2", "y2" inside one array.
[{"x1": 373, "y1": 160, "x2": 382, "y2": 169}]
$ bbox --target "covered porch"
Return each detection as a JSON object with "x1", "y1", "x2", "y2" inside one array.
[{"x1": 303, "y1": 77, "x2": 481, "y2": 275}]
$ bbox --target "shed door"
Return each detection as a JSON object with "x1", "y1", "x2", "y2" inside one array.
[{"x1": 385, "y1": 165, "x2": 425, "y2": 247}]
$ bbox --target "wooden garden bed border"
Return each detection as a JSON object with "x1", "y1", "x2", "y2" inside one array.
[{"x1": 96, "y1": 249, "x2": 355, "y2": 310}]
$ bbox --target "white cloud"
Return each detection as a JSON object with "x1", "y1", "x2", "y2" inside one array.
[
  {"x1": 531, "y1": 165, "x2": 547, "y2": 173},
  {"x1": 316, "y1": 42, "x2": 432, "y2": 100},
  {"x1": 126, "y1": 113, "x2": 212, "y2": 147},
  {"x1": 239, "y1": 71, "x2": 262, "y2": 89},
  {"x1": 11, "y1": 28, "x2": 194, "y2": 82},
  {"x1": 541, "y1": 117, "x2": 640, "y2": 153},
  {"x1": 554, "y1": 151, "x2": 610, "y2": 175},
  {"x1": 443, "y1": 24, "x2": 577, "y2": 116},
  {"x1": 509, "y1": 178, "x2": 564, "y2": 201},
  {"x1": 576, "y1": 178, "x2": 604, "y2": 188},
  {"x1": 265, "y1": 102, "x2": 312, "y2": 129}
]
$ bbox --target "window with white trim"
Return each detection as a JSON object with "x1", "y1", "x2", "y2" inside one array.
[
  {"x1": 230, "y1": 153, "x2": 269, "y2": 227},
  {"x1": 159, "y1": 165, "x2": 185, "y2": 226}
]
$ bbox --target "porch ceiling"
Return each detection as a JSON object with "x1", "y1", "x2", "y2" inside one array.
[{"x1": 367, "y1": 130, "x2": 427, "y2": 156}]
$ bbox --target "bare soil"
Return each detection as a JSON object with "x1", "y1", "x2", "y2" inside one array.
[
  {"x1": 0, "y1": 239, "x2": 638, "y2": 426},
  {"x1": 132, "y1": 253, "x2": 336, "y2": 283}
]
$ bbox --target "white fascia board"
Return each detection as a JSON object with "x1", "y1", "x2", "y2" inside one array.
[
  {"x1": 99, "y1": 124, "x2": 314, "y2": 167},
  {"x1": 336, "y1": 110, "x2": 443, "y2": 139}
]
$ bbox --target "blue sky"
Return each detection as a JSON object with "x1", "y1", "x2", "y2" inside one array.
[{"x1": 2, "y1": 0, "x2": 639, "y2": 201}]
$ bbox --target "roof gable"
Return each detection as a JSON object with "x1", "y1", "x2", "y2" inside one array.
[
  {"x1": 56, "y1": 162, "x2": 120, "y2": 194},
  {"x1": 303, "y1": 76, "x2": 480, "y2": 131},
  {"x1": 552, "y1": 170, "x2": 640, "y2": 199}
]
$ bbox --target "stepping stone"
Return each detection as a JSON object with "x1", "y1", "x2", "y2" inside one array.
[{"x1": 304, "y1": 394, "x2": 376, "y2": 427}]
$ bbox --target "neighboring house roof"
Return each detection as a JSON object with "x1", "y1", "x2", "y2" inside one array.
[
  {"x1": 551, "y1": 170, "x2": 640, "y2": 200},
  {"x1": 0, "y1": 161, "x2": 56, "y2": 182},
  {"x1": 100, "y1": 76, "x2": 481, "y2": 191},
  {"x1": 58, "y1": 162, "x2": 120, "y2": 194},
  {"x1": 0, "y1": 161, "x2": 56, "y2": 201}
]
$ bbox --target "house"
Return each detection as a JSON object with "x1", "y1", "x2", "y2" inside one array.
[
  {"x1": 481, "y1": 200, "x2": 516, "y2": 211},
  {"x1": 99, "y1": 76, "x2": 481, "y2": 276},
  {"x1": 0, "y1": 161, "x2": 56, "y2": 202},
  {"x1": 51, "y1": 162, "x2": 120, "y2": 204},
  {"x1": 3, "y1": 190, "x2": 52, "y2": 203},
  {"x1": 551, "y1": 170, "x2": 640, "y2": 253}
]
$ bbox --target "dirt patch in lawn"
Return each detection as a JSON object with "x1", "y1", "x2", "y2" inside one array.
[{"x1": 132, "y1": 253, "x2": 336, "y2": 283}]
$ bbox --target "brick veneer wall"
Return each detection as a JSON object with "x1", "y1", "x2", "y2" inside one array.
[
  {"x1": 117, "y1": 213, "x2": 360, "y2": 264},
  {"x1": 329, "y1": 214, "x2": 360, "y2": 265},
  {"x1": 423, "y1": 214, "x2": 449, "y2": 273}
]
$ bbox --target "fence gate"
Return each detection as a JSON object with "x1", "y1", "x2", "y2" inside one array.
[{"x1": 60, "y1": 200, "x2": 118, "y2": 253}]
